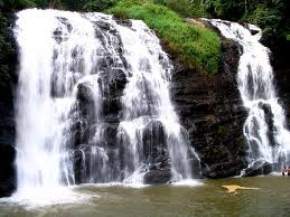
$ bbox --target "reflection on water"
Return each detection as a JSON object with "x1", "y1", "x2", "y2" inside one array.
[{"x1": 1, "y1": 176, "x2": 290, "y2": 217}]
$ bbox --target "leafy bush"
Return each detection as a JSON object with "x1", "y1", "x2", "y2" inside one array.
[
  {"x1": 83, "y1": 0, "x2": 116, "y2": 11},
  {"x1": 2, "y1": 0, "x2": 37, "y2": 10},
  {"x1": 245, "y1": 4, "x2": 281, "y2": 39},
  {"x1": 166, "y1": 0, "x2": 206, "y2": 18},
  {"x1": 108, "y1": 0, "x2": 221, "y2": 74}
]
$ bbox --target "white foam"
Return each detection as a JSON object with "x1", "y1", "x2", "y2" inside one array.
[
  {"x1": 79, "y1": 182, "x2": 150, "y2": 189},
  {"x1": 3, "y1": 187, "x2": 93, "y2": 209},
  {"x1": 171, "y1": 179, "x2": 203, "y2": 187}
]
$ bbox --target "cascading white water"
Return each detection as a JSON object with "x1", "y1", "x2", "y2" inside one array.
[
  {"x1": 14, "y1": 8, "x2": 195, "y2": 198},
  {"x1": 207, "y1": 19, "x2": 290, "y2": 169},
  {"x1": 116, "y1": 21, "x2": 193, "y2": 182}
]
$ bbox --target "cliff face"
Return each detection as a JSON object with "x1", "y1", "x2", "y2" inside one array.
[
  {"x1": 273, "y1": 42, "x2": 290, "y2": 128},
  {"x1": 0, "y1": 13, "x2": 17, "y2": 197},
  {"x1": 170, "y1": 39, "x2": 248, "y2": 178},
  {"x1": 0, "y1": 13, "x2": 278, "y2": 197}
]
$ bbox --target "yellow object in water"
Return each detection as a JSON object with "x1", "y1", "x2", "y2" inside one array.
[{"x1": 222, "y1": 185, "x2": 260, "y2": 193}]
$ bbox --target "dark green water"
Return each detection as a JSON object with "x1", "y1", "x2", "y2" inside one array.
[{"x1": 1, "y1": 176, "x2": 290, "y2": 217}]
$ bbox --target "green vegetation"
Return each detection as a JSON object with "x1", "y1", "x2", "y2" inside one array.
[
  {"x1": 2, "y1": 0, "x2": 290, "y2": 44},
  {"x1": 0, "y1": 0, "x2": 118, "y2": 11},
  {"x1": 154, "y1": 0, "x2": 207, "y2": 18},
  {"x1": 108, "y1": 0, "x2": 221, "y2": 74},
  {"x1": 0, "y1": 12, "x2": 17, "y2": 102},
  {"x1": 151, "y1": 0, "x2": 290, "y2": 45},
  {"x1": 204, "y1": 0, "x2": 290, "y2": 44},
  {"x1": 1, "y1": 0, "x2": 221, "y2": 74},
  {"x1": 161, "y1": 0, "x2": 195, "y2": 17},
  {"x1": 2, "y1": 0, "x2": 290, "y2": 73}
]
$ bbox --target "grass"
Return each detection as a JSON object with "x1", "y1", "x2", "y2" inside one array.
[{"x1": 107, "y1": 0, "x2": 221, "y2": 74}]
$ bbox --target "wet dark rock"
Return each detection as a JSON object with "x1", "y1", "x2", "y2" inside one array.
[
  {"x1": 99, "y1": 68, "x2": 127, "y2": 122},
  {"x1": 203, "y1": 160, "x2": 244, "y2": 178},
  {"x1": 73, "y1": 123, "x2": 121, "y2": 183},
  {"x1": 53, "y1": 25, "x2": 70, "y2": 43},
  {"x1": 144, "y1": 169, "x2": 171, "y2": 184},
  {"x1": 0, "y1": 142, "x2": 16, "y2": 197},
  {"x1": 170, "y1": 36, "x2": 247, "y2": 178},
  {"x1": 97, "y1": 123, "x2": 120, "y2": 148},
  {"x1": 70, "y1": 19, "x2": 130, "y2": 184},
  {"x1": 57, "y1": 17, "x2": 73, "y2": 32},
  {"x1": 0, "y1": 12, "x2": 17, "y2": 197},
  {"x1": 77, "y1": 83, "x2": 97, "y2": 122},
  {"x1": 260, "y1": 103, "x2": 275, "y2": 146},
  {"x1": 243, "y1": 160, "x2": 272, "y2": 177},
  {"x1": 114, "y1": 18, "x2": 132, "y2": 28},
  {"x1": 108, "y1": 68, "x2": 127, "y2": 91},
  {"x1": 142, "y1": 121, "x2": 167, "y2": 163},
  {"x1": 244, "y1": 24, "x2": 260, "y2": 36},
  {"x1": 271, "y1": 39, "x2": 290, "y2": 129},
  {"x1": 95, "y1": 20, "x2": 111, "y2": 31}
]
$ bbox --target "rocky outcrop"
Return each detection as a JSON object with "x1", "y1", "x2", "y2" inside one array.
[
  {"x1": 170, "y1": 38, "x2": 248, "y2": 178},
  {"x1": 0, "y1": 13, "x2": 17, "y2": 197},
  {"x1": 142, "y1": 121, "x2": 171, "y2": 184},
  {"x1": 1, "y1": 13, "x2": 282, "y2": 197},
  {"x1": 71, "y1": 19, "x2": 129, "y2": 183},
  {"x1": 272, "y1": 42, "x2": 290, "y2": 127},
  {"x1": 243, "y1": 160, "x2": 272, "y2": 177}
]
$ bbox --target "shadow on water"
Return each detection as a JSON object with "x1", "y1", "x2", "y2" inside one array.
[{"x1": 1, "y1": 176, "x2": 290, "y2": 217}]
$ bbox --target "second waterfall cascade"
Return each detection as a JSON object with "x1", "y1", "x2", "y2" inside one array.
[
  {"x1": 207, "y1": 19, "x2": 290, "y2": 171},
  {"x1": 14, "y1": 8, "x2": 199, "y2": 196}
]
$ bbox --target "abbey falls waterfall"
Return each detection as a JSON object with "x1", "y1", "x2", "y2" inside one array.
[
  {"x1": 13, "y1": 9, "x2": 197, "y2": 196},
  {"x1": 2, "y1": 1, "x2": 290, "y2": 215},
  {"x1": 8, "y1": 8, "x2": 290, "y2": 195},
  {"x1": 207, "y1": 19, "x2": 290, "y2": 173}
]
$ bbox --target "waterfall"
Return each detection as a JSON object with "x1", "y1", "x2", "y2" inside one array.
[
  {"x1": 207, "y1": 19, "x2": 290, "y2": 170},
  {"x1": 13, "y1": 8, "x2": 195, "y2": 194}
]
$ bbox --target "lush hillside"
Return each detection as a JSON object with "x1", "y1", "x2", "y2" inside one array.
[
  {"x1": 2, "y1": 0, "x2": 290, "y2": 43},
  {"x1": 0, "y1": 0, "x2": 221, "y2": 74},
  {"x1": 2, "y1": 0, "x2": 290, "y2": 73},
  {"x1": 108, "y1": 0, "x2": 221, "y2": 74}
]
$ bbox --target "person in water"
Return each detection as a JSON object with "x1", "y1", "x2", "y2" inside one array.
[{"x1": 282, "y1": 166, "x2": 290, "y2": 176}]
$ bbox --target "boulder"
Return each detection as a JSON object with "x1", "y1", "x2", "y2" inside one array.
[
  {"x1": 144, "y1": 169, "x2": 171, "y2": 184},
  {"x1": 243, "y1": 160, "x2": 272, "y2": 177}
]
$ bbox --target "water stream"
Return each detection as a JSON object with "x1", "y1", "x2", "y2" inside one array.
[
  {"x1": 13, "y1": 9, "x2": 196, "y2": 201},
  {"x1": 207, "y1": 19, "x2": 290, "y2": 170}
]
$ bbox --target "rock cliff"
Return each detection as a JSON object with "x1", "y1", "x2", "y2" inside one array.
[
  {"x1": 1, "y1": 13, "x2": 287, "y2": 197},
  {"x1": 170, "y1": 37, "x2": 247, "y2": 178},
  {"x1": 0, "y1": 12, "x2": 17, "y2": 197}
]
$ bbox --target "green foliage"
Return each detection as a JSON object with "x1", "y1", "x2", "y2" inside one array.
[
  {"x1": 83, "y1": 0, "x2": 116, "y2": 11},
  {"x1": 2, "y1": 0, "x2": 36, "y2": 10},
  {"x1": 203, "y1": 0, "x2": 245, "y2": 19},
  {"x1": 150, "y1": 0, "x2": 290, "y2": 47},
  {"x1": 153, "y1": 0, "x2": 166, "y2": 5},
  {"x1": 1, "y1": 0, "x2": 290, "y2": 74},
  {"x1": 154, "y1": 0, "x2": 205, "y2": 18},
  {"x1": 153, "y1": 0, "x2": 207, "y2": 18},
  {"x1": 0, "y1": 13, "x2": 17, "y2": 101},
  {"x1": 245, "y1": 4, "x2": 281, "y2": 39},
  {"x1": 1, "y1": 0, "x2": 117, "y2": 11},
  {"x1": 246, "y1": 4, "x2": 281, "y2": 26},
  {"x1": 108, "y1": 0, "x2": 221, "y2": 74},
  {"x1": 202, "y1": 0, "x2": 290, "y2": 42}
]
